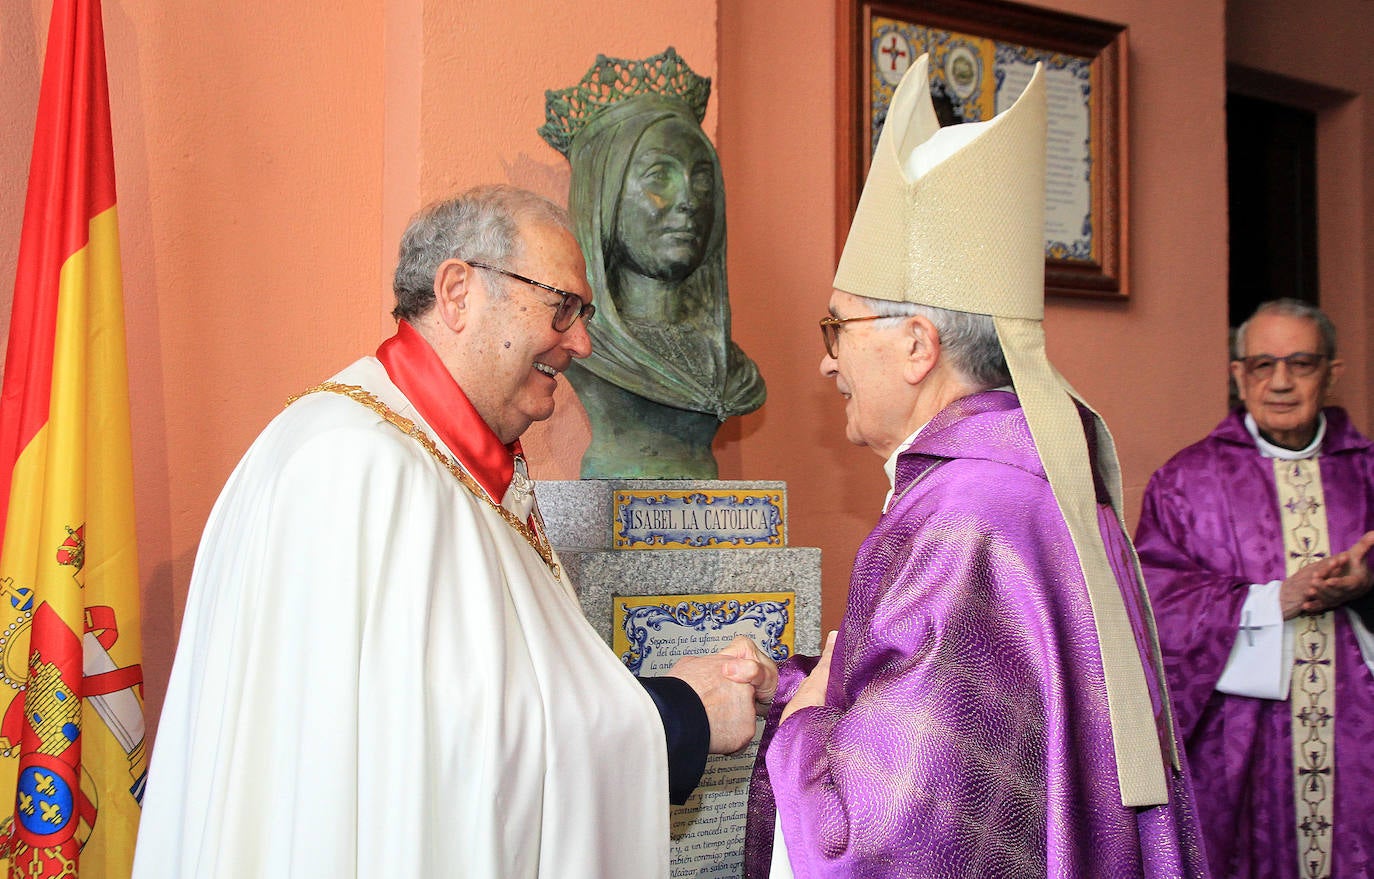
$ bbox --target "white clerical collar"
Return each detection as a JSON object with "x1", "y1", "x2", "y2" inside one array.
[
  {"x1": 881, "y1": 387, "x2": 1015, "y2": 512},
  {"x1": 1244, "y1": 411, "x2": 1326, "y2": 460},
  {"x1": 882, "y1": 426, "x2": 925, "y2": 513}
]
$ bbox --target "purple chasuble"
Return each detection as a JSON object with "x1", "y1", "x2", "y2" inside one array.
[
  {"x1": 744, "y1": 390, "x2": 1209, "y2": 879},
  {"x1": 1135, "y1": 407, "x2": 1374, "y2": 879}
]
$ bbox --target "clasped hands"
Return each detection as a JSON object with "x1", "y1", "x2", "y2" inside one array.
[
  {"x1": 666, "y1": 635, "x2": 779, "y2": 754},
  {"x1": 1280, "y1": 530, "x2": 1374, "y2": 619}
]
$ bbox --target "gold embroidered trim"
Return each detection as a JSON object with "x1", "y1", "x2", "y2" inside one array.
[
  {"x1": 286, "y1": 382, "x2": 562, "y2": 580},
  {"x1": 1274, "y1": 458, "x2": 1335, "y2": 879}
]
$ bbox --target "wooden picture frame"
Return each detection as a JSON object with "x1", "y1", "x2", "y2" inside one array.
[{"x1": 838, "y1": 0, "x2": 1129, "y2": 299}]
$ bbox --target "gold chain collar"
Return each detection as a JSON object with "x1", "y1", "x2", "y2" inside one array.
[{"x1": 285, "y1": 382, "x2": 562, "y2": 580}]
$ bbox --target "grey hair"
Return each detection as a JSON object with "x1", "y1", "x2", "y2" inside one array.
[
  {"x1": 392, "y1": 185, "x2": 572, "y2": 321},
  {"x1": 854, "y1": 296, "x2": 1012, "y2": 391},
  {"x1": 1233, "y1": 298, "x2": 1337, "y2": 359}
]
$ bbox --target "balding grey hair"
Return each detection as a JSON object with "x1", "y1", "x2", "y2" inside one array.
[
  {"x1": 854, "y1": 296, "x2": 1012, "y2": 392},
  {"x1": 1233, "y1": 298, "x2": 1337, "y2": 359},
  {"x1": 392, "y1": 185, "x2": 572, "y2": 322}
]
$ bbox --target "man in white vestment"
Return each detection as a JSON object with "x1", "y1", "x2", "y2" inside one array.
[{"x1": 131, "y1": 185, "x2": 778, "y2": 878}]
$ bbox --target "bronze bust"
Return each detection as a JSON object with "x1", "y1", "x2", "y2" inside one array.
[{"x1": 540, "y1": 49, "x2": 766, "y2": 478}]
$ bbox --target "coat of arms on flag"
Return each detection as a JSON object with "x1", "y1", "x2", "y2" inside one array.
[{"x1": 0, "y1": 0, "x2": 147, "y2": 874}]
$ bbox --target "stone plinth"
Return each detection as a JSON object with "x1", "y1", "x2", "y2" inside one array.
[{"x1": 539, "y1": 478, "x2": 822, "y2": 879}]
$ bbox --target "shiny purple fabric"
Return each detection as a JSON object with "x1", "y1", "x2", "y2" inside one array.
[
  {"x1": 745, "y1": 391, "x2": 1209, "y2": 878},
  {"x1": 1135, "y1": 407, "x2": 1374, "y2": 879}
]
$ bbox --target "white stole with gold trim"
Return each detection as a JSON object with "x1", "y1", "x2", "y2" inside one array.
[{"x1": 1273, "y1": 458, "x2": 1336, "y2": 879}]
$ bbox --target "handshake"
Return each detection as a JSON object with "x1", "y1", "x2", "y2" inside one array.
[{"x1": 666, "y1": 635, "x2": 779, "y2": 754}]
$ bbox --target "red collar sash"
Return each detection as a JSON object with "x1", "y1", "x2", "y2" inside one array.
[{"x1": 376, "y1": 321, "x2": 521, "y2": 503}]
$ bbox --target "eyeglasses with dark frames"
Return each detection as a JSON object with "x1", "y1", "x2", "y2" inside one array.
[
  {"x1": 819, "y1": 314, "x2": 891, "y2": 359},
  {"x1": 1233, "y1": 352, "x2": 1329, "y2": 381},
  {"x1": 468, "y1": 261, "x2": 595, "y2": 332}
]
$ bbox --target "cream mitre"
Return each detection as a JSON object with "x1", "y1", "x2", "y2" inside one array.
[
  {"x1": 834, "y1": 54, "x2": 1177, "y2": 808},
  {"x1": 835, "y1": 54, "x2": 1044, "y2": 319}
]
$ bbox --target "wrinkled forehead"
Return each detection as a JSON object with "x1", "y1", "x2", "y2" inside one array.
[
  {"x1": 826, "y1": 288, "x2": 869, "y2": 317},
  {"x1": 518, "y1": 220, "x2": 592, "y2": 300},
  {"x1": 1243, "y1": 312, "x2": 1323, "y2": 355}
]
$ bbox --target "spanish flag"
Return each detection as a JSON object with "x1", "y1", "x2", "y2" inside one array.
[{"x1": 0, "y1": 0, "x2": 146, "y2": 875}]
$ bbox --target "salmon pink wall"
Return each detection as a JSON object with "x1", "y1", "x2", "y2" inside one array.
[
  {"x1": 422, "y1": 3, "x2": 720, "y2": 476},
  {"x1": 1227, "y1": 0, "x2": 1374, "y2": 431},
  {"x1": 720, "y1": 0, "x2": 1232, "y2": 634},
  {"x1": 0, "y1": 0, "x2": 1370, "y2": 748},
  {"x1": 0, "y1": 0, "x2": 720, "y2": 737},
  {"x1": 2, "y1": 0, "x2": 391, "y2": 741}
]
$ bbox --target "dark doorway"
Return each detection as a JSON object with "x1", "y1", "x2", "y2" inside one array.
[{"x1": 1226, "y1": 92, "x2": 1318, "y2": 327}]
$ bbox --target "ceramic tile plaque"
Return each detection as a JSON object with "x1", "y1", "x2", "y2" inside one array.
[
  {"x1": 612, "y1": 489, "x2": 785, "y2": 550},
  {"x1": 613, "y1": 591, "x2": 795, "y2": 879},
  {"x1": 612, "y1": 591, "x2": 796, "y2": 673}
]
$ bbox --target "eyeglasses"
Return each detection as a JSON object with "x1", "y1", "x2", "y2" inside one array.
[
  {"x1": 468, "y1": 261, "x2": 595, "y2": 332},
  {"x1": 1234, "y1": 352, "x2": 1329, "y2": 380},
  {"x1": 819, "y1": 314, "x2": 890, "y2": 359}
]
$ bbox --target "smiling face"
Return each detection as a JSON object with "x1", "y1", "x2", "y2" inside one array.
[
  {"x1": 463, "y1": 221, "x2": 594, "y2": 443},
  {"x1": 612, "y1": 116, "x2": 717, "y2": 283},
  {"x1": 1230, "y1": 311, "x2": 1341, "y2": 449}
]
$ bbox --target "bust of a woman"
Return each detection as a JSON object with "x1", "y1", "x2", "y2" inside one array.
[{"x1": 540, "y1": 50, "x2": 765, "y2": 478}]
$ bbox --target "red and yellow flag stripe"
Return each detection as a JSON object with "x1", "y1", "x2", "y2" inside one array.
[{"x1": 0, "y1": 0, "x2": 145, "y2": 875}]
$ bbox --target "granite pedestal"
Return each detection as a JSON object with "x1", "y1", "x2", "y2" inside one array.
[{"x1": 539, "y1": 479, "x2": 822, "y2": 879}]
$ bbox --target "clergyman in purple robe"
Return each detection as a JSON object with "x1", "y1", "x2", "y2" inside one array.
[
  {"x1": 1136, "y1": 298, "x2": 1374, "y2": 879},
  {"x1": 742, "y1": 54, "x2": 1209, "y2": 879}
]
